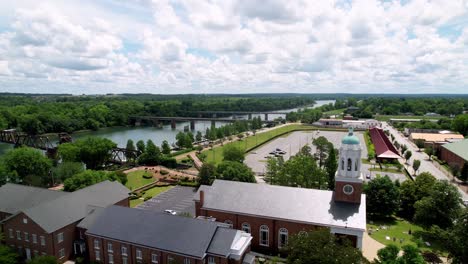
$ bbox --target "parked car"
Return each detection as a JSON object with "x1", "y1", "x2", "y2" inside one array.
[
  {"x1": 164, "y1": 209, "x2": 177, "y2": 215},
  {"x1": 366, "y1": 173, "x2": 371, "y2": 179}
]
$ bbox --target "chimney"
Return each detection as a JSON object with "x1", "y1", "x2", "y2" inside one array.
[{"x1": 199, "y1": 190, "x2": 204, "y2": 207}]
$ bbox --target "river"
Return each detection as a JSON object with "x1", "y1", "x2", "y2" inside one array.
[{"x1": 0, "y1": 100, "x2": 335, "y2": 154}]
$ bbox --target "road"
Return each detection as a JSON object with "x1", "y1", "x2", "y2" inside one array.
[{"x1": 382, "y1": 122, "x2": 468, "y2": 200}]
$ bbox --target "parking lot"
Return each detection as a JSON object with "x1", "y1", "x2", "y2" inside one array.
[
  {"x1": 136, "y1": 186, "x2": 197, "y2": 216},
  {"x1": 244, "y1": 130, "x2": 407, "y2": 183}
]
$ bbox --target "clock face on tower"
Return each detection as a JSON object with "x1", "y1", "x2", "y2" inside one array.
[{"x1": 343, "y1": 184, "x2": 354, "y2": 195}]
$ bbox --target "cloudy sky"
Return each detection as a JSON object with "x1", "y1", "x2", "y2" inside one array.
[{"x1": 0, "y1": 0, "x2": 467, "y2": 94}]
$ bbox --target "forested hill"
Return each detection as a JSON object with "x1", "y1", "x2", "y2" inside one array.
[{"x1": 0, "y1": 94, "x2": 315, "y2": 134}]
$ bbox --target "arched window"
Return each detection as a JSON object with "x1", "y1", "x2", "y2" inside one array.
[
  {"x1": 341, "y1": 159, "x2": 345, "y2": 170},
  {"x1": 241, "y1": 223, "x2": 251, "y2": 233},
  {"x1": 224, "y1": 220, "x2": 233, "y2": 228},
  {"x1": 259, "y1": 225, "x2": 269, "y2": 246},
  {"x1": 347, "y1": 158, "x2": 352, "y2": 171},
  {"x1": 278, "y1": 228, "x2": 288, "y2": 248},
  {"x1": 355, "y1": 159, "x2": 358, "y2": 171}
]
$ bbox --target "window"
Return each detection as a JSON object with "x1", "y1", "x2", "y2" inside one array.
[
  {"x1": 108, "y1": 253, "x2": 114, "y2": 264},
  {"x1": 241, "y1": 223, "x2": 251, "y2": 233},
  {"x1": 224, "y1": 220, "x2": 233, "y2": 228},
  {"x1": 23, "y1": 218, "x2": 28, "y2": 224},
  {"x1": 24, "y1": 232, "x2": 29, "y2": 242},
  {"x1": 57, "y1": 232, "x2": 64, "y2": 243},
  {"x1": 107, "y1": 243, "x2": 113, "y2": 253},
  {"x1": 34, "y1": 250, "x2": 38, "y2": 256},
  {"x1": 42, "y1": 252, "x2": 46, "y2": 256},
  {"x1": 167, "y1": 256, "x2": 175, "y2": 264},
  {"x1": 59, "y1": 248, "x2": 65, "y2": 259},
  {"x1": 341, "y1": 159, "x2": 344, "y2": 170},
  {"x1": 121, "y1": 246, "x2": 127, "y2": 256},
  {"x1": 16, "y1": 230, "x2": 21, "y2": 240},
  {"x1": 151, "y1": 253, "x2": 159, "y2": 263},
  {"x1": 8, "y1": 229, "x2": 13, "y2": 238},
  {"x1": 355, "y1": 159, "x2": 358, "y2": 171},
  {"x1": 122, "y1": 256, "x2": 128, "y2": 264},
  {"x1": 347, "y1": 158, "x2": 352, "y2": 171},
  {"x1": 136, "y1": 249, "x2": 142, "y2": 260},
  {"x1": 32, "y1": 234, "x2": 37, "y2": 244},
  {"x1": 278, "y1": 228, "x2": 288, "y2": 248},
  {"x1": 208, "y1": 256, "x2": 216, "y2": 264},
  {"x1": 343, "y1": 184, "x2": 354, "y2": 195},
  {"x1": 259, "y1": 225, "x2": 269, "y2": 246},
  {"x1": 40, "y1": 236, "x2": 45, "y2": 246},
  {"x1": 95, "y1": 250, "x2": 101, "y2": 261},
  {"x1": 184, "y1": 258, "x2": 191, "y2": 264},
  {"x1": 94, "y1": 239, "x2": 100, "y2": 249}
]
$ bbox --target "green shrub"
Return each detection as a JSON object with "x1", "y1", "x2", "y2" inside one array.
[
  {"x1": 160, "y1": 156, "x2": 178, "y2": 168},
  {"x1": 160, "y1": 170, "x2": 169, "y2": 175},
  {"x1": 144, "y1": 196, "x2": 151, "y2": 201},
  {"x1": 142, "y1": 172, "x2": 153, "y2": 179}
]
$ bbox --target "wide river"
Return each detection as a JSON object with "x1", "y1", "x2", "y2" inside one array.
[{"x1": 0, "y1": 100, "x2": 335, "y2": 155}]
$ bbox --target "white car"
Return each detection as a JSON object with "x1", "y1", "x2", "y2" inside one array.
[{"x1": 164, "y1": 209, "x2": 177, "y2": 215}]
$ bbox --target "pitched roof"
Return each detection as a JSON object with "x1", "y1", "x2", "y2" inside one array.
[
  {"x1": 207, "y1": 227, "x2": 238, "y2": 257},
  {"x1": 369, "y1": 127, "x2": 400, "y2": 159},
  {"x1": 196, "y1": 180, "x2": 366, "y2": 231},
  {"x1": 0, "y1": 183, "x2": 67, "y2": 214},
  {"x1": 441, "y1": 139, "x2": 468, "y2": 162},
  {"x1": 86, "y1": 205, "x2": 239, "y2": 259},
  {"x1": 23, "y1": 180, "x2": 129, "y2": 233},
  {"x1": 410, "y1": 133, "x2": 464, "y2": 142}
]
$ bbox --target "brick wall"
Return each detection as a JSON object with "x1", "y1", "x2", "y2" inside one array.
[
  {"x1": 334, "y1": 181, "x2": 362, "y2": 204},
  {"x1": 440, "y1": 147, "x2": 465, "y2": 170}
]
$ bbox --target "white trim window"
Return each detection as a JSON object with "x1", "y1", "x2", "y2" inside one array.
[
  {"x1": 16, "y1": 230, "x2": 21, "y2": 240},
  {"x1": 121, "y1": 246, "x2": 127, "y2": 256},
  {"x1": 108, "y1": 253, "x2": 114, "y2": 264},
  {"x1": 94, "y1": 239, "x2": 100, "y2": 249},
  {"x1": 32, "y1": 234, "x2": 37, "y2": 244},
  {"x1": 151, "y1": 253, "x2": 159, "y2": 263},
  {"x1": 208, "y1": 256, "x2": 216, "y2": 264},
  {"x1": 167, "y1": 256, "x2": 175, "y2": 263},
  {"x1": 8, "y1": 229, "x2": 13, "y2": 238},
  {"x1": 107, "y1": 242, "x2": 113, "y2": 253},
  {"x1": 278, "y1": 228, "x2": 288, "y2": 248},
  {"x1": 57, "y1": 232, "x2": 64, "y2": 243},
  {"x1": 24, "y1": 232, "x2": 29, "y2": 242},
  {"x1": 59, "y1": 248, "x2": 65, "y2": 259},
  {"x1": 122, "y1": 256, "x2": 128, "y2": 264},
  {"x1": 40, "y1": 236, "x2": 45, "y2": 246},
  {"x1": 95, "y1": 250, "x2": 101, "y2": 261},
  {"x1": 259, "y1": 225, "x2": 269, "y2": 246},
  {"x1": 136, "y1": 249, "x2": 142, "y2": 260},
  {"x1": 241, "y1": 223, "x2": 250, "y2": 233},
  {"x1": 184, "y1": 258, "x2": 191, "y2": 264},
  {"x1": 23, "y1": 218, "x2": 28, "y2": 224}
]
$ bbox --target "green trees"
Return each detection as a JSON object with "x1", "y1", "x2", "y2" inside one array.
[
  {"x1": 286, "y1": 229, "x2": 367, "y2": 264},
  {"x1": 404, "y1": 151, "x2": 412, "y2": 163},
  {"x1": 446, "y1": 208, "x2": 468, "y2": 264},
  {"x1": 452, "y1": 114, "x2": 468, "y2": 136},
  {"x1": 374, "y1": 244, "x2": 425, "y2": 264},
  {"x1": 29, "y1": 256, "x2": 59, "y2": 264},
  {"x1": 216, "y1": 161, "x2": 256, "y2": 183},
  {"x1": 264, "y1": 156, "x2": 281, "y2": 184},
  {"x1": 176, "y1": 131, "x2": 193, "y2": 149},
  {"x1": 0, "y1": 245, "x2": 18, "y2": 264},
  {"x1": 58, "y1": 137, "x2": 116, "y2": 169},
  {"x1": 412, "y1": 160, "x2": 421, "y2": 175},
  {"x1": 413, "y1": 180, "x2": 462, "y2": 229},
  {"x1": 138, "y1": 140, "x2": 162, "y2": 166},
  {"x1": 195, "y1": 131, "x2": 203, "y2": 141},
  {"x1": 222, "y1": 145, "x2": 244, "y2": 163},
  {"x1": 51, "y1": 162, "x2": 84, "y2": 183},
  {"x1": 125, "y1": 139, "x2": 137, "y2": 160},
  {"x1": 2, "y1": 147, "x2": 52, "y2": 186},
  {"x1": 325, "y1": 144, "x2": 338, "y2": 190},
  {"x1": 198, "y1": 163, "x2": 216, "y2": 185},
  {"x1": 136, "y1": 140, "x2": 146, "y2": 153},
  {"x1": 63, "y1": 170, "x2": 126, "y2": 191},
  {"x1": 161, "y1": 140, "x2": 171, "y2": 155},
  {"x1": 398, "y1": 172, "x2": 436, "y2": 220},
  {"x1": 312, "y1": 136, "x2": 330, "y2": 167},
  {"x1": 458, "y1": 162, "x2": 468, "y2": 183},
  {"x1": 364, "y1": 175, "x2": 400, "y2": 218}
]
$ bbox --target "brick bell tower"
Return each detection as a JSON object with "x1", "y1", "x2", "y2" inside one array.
[{"x1": 334, "y1": 127, "x2": 363, "y2": 204}]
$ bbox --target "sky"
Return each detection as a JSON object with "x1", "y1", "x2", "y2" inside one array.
[{"x1": 0, "y1": 0, "x2": 467, "y2": 94}]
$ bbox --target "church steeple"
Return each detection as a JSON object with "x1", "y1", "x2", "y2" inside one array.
[{"x1": 334, "y1": 128, "x2": 363, "y2": 204}]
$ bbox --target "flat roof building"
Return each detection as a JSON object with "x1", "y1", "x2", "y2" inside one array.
[{"x1": 409, "y1": 133, "x2": 464, "y2": 143}]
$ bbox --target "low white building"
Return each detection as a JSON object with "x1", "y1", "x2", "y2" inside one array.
[{"x1": 342, "y1": 119, "x2": 380, "y2": 129}]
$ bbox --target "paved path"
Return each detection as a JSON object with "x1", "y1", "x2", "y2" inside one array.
[
  {"x1": 382, "y1": 122, "x2": 468, "y2": 200},
  {"x1": 362, "y1": 232, "x2": 385, "y2": 262}
]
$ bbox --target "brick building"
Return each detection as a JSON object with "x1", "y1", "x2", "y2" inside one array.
[
  {"x1": 0, "y1": 180, "x2": 130, "y2": 263},
  {"x1": 195, "y1": 128, "x2": 366, "y2": 255},
  {"x1": 85, "y1": 205, "x2": 252, "y2": 264},
  {"x1": 440, "y1": 139, "x2": 468, "y2": 170}
]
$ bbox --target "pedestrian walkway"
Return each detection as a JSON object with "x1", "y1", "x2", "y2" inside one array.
[{"x1": 362, "y1": 232, "x2": 385, "y2": 262}]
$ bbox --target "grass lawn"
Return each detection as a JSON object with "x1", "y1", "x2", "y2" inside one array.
[
  {"x1": 323, "y1": 108, "x2": 346, "y2": 115},
  {"x1": 367, "y1": 218, "x2": 447, "y2": 256},
  {"x1": 374, "y1": 115, "x2": 442, "y2": 121},
  {"x1": 130, "y1": 186, "x2": 173, "y2": 207},
  {"x1": 203, "y1": 124, "x2": 316, "y2": 164},
  {"x1": 369, "y1": 167, "x2": 403, "y2": 174},
  {"x1": 125, "y1": 170, "x2": 155, "y2": 191}
]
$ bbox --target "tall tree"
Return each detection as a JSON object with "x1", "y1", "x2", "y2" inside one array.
[
  {"x1": 57, "y1": 143, "x2": 81, "y2": 162},
  {"x1": 264, "y1": 157, "x2": 280, "y2": 185},
  {"x1": 63, "y1": 170, "x2": 126, "y2": 192},
  {"x1": 125, "y1": 139, "x2": 137, "y2": 160},
  {"x1": 398, "y1": 172, "x2": 436, "y2": 220},
  {"x1": 161, "y1": 140, "x2": 171, "y2": 155},
  {"x1": 216, "y1": 161, "x2": 256, "y2": 183},
  {"x1": 446, "y1": 208, "x2": 468, "y2": 264},
  {"x1": 412, "y1": 159, "x2": 421, "y2": 175},
  {"x1": 325, "y1": 143, "x2": 338, "y2": 190},
  {"x1": 404, "y1": 150, "x2": 412, "y2": 163},
  {"x1": 74, "y1": 137, "x2": 117, "y2": 170},
  {"x1": 51, "y1": 162, "x2": 84, "y2": 183},
  {"x1": 374, "y1": 244, "x2": 425, "y2": 264},
  {"x1": 0, "y1": 245, "x2": 18, "y2": 264},
  {"x1": 198, "y1": 163, "x2": 216, "y2": 185},
  {"x1": 136, "y1": 140, "x2": 146, "y2": 153},
  {"x1": 286, "y1": 229, "x2": 367, "y2": 264},
  {"x1": 364, "y1": 175, "x2": 400, "y2": 218},
  {"x1": 222, "y1": 145, "x2": 245, "y2": 163},
  {"x1": 2, "y1": 147, "x2": 52, "y2": 186},
  {"x1": 138, "y1": 140, "x2": 162, "y2": 165},
  {"x1": 312, "y1": 136, "x2": 330, "y2": 168},
  {"x1": 195, "y1": 131, "x2": 203, "y2": 141}
]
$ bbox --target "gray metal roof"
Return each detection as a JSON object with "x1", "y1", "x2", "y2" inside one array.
[
  {"x1": 23, "y1": 180, "x2": 130, "y2": 233},
  {"x1": 196, "y1": 180, "x2": 366, "y2": 231},
  {"x1": 0, "y1": 183, "x2": 67, "y2": 214},
  {"x1": 76, "y1": 206, "x2": 105, "y2": 230},
  {"x1": 207, "y1": 227, "x2": 237, "y2": 257},
  {"x1": 86, "y1": 205, "x2": 238, "y2": 259}
]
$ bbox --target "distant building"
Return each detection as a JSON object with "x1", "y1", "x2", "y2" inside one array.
[
  {"x1": 0, "y1": 181, "x2": 130, "y2": 263},
  {"x1": 317, "y1": 118, "x2": 343, "y2": 127},
  {"x1": 343, "y1": 119, "x2": 380, "y2": 129},
  {"x1": 368, "y1": 127, "x2": 400, "y2": 161},
  {"x1": 440, "y1": 139, "x2": 468, "y2": 170},
  {"x1": 409, "y1": 133, "x2": 464, "y2": 144},
  {"x1": 86, "y1": 205, "x2": 252, "y2": 264},
  {"x1": 195, "y1": 128, "x2": 367, "y2": 254}
]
